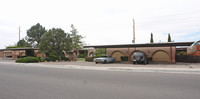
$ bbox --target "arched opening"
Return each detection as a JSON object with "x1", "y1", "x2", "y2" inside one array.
[
  {"x1": 89, "y1": 52, "x2": 94, "y2": 57},
  {"x1": 111, "y1": 51, "x2": 125, "y2": 62},
  {"x1": 152, "y1": 50, "x2": 169, "y2": 62}
]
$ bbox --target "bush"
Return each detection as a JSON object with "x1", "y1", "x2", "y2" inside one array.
[
  {"x1": 17, "y1": 56, "x2": 26, "y2": 58},
  {"x1": 16, "y1": 57, "x2": 39, "y2": 63},
  {"x1": 36, "y1": 57, "x2": 45, "y2": 62},
  {"x1": 78, "y1": 54, "x2": 85, "y2": 58},
  {"x1": 44, "y1": 57, "x2": 51, "y2": 62},
  {"x1": 61, "y1": 56, "x2": 68, "y2": 61},
  {"x1": 48, "y1": 55, "x2": 58, "y2": 62},
  {"x1": 85, "y1": 57, "x2": 98, "y2": 62}
]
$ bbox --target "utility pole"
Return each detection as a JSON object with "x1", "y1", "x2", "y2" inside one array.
[
  {"x1": 19, "y1": 26, "x2": 20, "y2": 47},
  {"x1": 132, "y1": 18, "x2": 135, "y2": 44}
]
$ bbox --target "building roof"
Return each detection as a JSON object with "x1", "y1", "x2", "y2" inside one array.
[{"x1": 83, "y1": 42, "x2": 194, "y2": 48}]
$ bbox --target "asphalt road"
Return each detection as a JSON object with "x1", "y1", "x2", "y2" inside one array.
[{"x1": 0, "y1": 63, "x2": 200, "y2": 99}]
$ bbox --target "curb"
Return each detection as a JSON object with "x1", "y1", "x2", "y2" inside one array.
[{"x1": 1, "y1": 62, "x2": 200, "y2": 74}]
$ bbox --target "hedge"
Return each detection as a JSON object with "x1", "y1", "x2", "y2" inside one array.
[
  {"x1": 44, "y1": 57, "x2": 51, "y2": 62},
  {"x1": 61, "y1": 56, "x2": 68, "y2": 61},
  {"x1": 36, "y1": 57, "x2": 45, "y2": 62},
  {"x1": 16, "y1": 57, "x2": 39, "y2": 63},
  {"x1": 85, "y1": 57, "x2": 98, "y2": 62},
  {"x1": 48, "y1": 55, "x2": 58, "y2": 62}
]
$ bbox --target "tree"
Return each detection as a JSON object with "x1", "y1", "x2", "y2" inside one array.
[
  {"x1": 6, "y1": 44, "x2": 18, "y2": 49},
  {"x1": 17, "y1": 38, "x2": 31, "y2": 47},
  {"x1": 95, "y1": 48, "x2": 106, "y2": 57},
  {"x1": 27, "y1": 23, "x2": 46, "y2": 48},
  {"x1": 150, "y1": 33, "x2": 154, "y2": 43},
  {"x1": 6, "y1": 38, "x2": 30, "y2": 49},
  {"x1": 70, "y1": 24, "x2": 84, "y2": 51},
  {"x1": 39, "y1": 28, "x2": 71, "y2": 60},
  {"x1": 168, "y1": 33, "x2": 171, "y2": 42},
  {"x1": 65, "y1": 34, "x2": 72, "y2": 51}
]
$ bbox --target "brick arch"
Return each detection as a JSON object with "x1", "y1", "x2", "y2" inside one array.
[
  {"x1": 111, "y1": 51, "x2": 125, "y2": 61},
  {"x1": 152, "y1": 50, "x2": 169, "y2": 62},
  {"x1": 89, "y1": 52, "x2": 94, "y2": 57},
  {"x1": 129, "y1": 50, "x2": 146, "y2": 61},
  {"x1": 87, "y1": 49, "x2": 95, "y2": 57},
  {"x1": 35, "y1": 52, "x2": 39, "y2": 56},
  {"x1": 19, "y1": 52, "x2": 25, "y2": 56}
]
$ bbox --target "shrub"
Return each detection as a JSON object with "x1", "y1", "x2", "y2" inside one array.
[
  {"x1": 78, "y1": 54, "x2": 84, "y2": 58},
  {"x1": 17, "y1": 56, "x2": 26, "y2": 58},
  {"x1": 85, "y1": 57, "x2": 98, "y2": 62},
  {"x1": 36, "y1": 57, "x2": 45, "y2": 62},
  {"x1": 16, "y1": 57, "x2": 39, "y2": 63},
  {"x1": 48, "y1": 55, "x2": 58, "y2": 62},
  {"x1": 44, "y1": 57, "x2": 51, "y2": 62},
  {"x1": 61, "y1": 56, "x2": 68, "y2": 61}
]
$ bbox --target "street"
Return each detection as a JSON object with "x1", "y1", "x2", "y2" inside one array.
[{"x1": 0, "y1": 63, "x2": 200, "y2": 99}]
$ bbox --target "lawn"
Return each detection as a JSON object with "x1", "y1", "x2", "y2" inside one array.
[{"x1": 77, "y1": 58, "x2": 85, "y2": 61}]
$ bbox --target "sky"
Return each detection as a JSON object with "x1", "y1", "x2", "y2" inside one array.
[{"x1": 0, "y1": 0, "x2": 200, "y2": 49}]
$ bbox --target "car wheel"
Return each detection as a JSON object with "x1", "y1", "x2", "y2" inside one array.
[
  {"x1": 95, "y1": 62, "x2": 98, "y2": 64},
  {"x1": 144, "y1": 60, "x2": 147, "y2": 65},
  {"x1": 111, "y1": 60, "x2": 115, "y2": 63},
  {"x1": 103, "y1": 60, "x2": 107, "y2": 64}
]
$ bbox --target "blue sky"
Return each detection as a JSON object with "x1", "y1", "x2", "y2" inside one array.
[
  {"x1": 0, "y1": 0, "x2": 200, "y2": 49},
  {"x1": 181, "y1": 32, "x2": 200, "y2": 42}
]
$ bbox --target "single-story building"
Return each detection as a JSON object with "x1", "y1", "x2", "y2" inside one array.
[
  {"x1": 84, "y1": 42, "x2": 195, "y2": 63},
  {"x1": 0, "y1": 48, "x2": 44, "y2": 59},
  {"x1": 0, "y1": 48, "x2": 78, "y2": 61}
]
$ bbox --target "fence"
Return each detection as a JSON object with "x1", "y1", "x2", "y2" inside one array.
[{"x1": 176, "y1": 55, "x2": 200, "y2": 63}]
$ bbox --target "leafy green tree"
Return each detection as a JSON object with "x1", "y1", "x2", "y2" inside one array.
[
  {"x1": 65, "y1": 34, "x2": 72, "y2": 51},
  {"x1": 150, "y1": 33, "x2": 154, "y2": 43},
  {"x1": 17, "y1": 38, "x2": 31, "y2": 47},
  {"x1": 39, "y1": 28, "x2": 71, "y2": 60},
  {"x1": 6, "y1": 45, "x2": 18, "y2": 49},
  {"x1": 95, "y1": 48, "x2": 106, "y2": 57},
  {"x1": 27, "y1": 23, "x2": 46, "y2": 48},
  {"x1": 168, "y1": 33, "x2": 171, "y2": 42},
  {"x1": 70, "y1": 24, "x2": 84, "y2": 50}
]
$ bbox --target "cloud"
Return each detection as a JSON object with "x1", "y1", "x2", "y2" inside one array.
[{"x1": 0, "y1": 0, "x2": 200, "y2": 49}]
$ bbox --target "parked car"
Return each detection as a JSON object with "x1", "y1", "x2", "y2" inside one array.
[
  {"x1": 94, "y1": 55, "x2": 116, "y2": 64},
  {"x1": 132, "y1": 52, "x2": 148, "y2": 64},
  {"x1": 6, "y1": 55, "x2": 12, "y2": 58}
]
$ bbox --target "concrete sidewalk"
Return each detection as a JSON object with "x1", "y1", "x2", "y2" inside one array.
[
  {"x1": 37, "y1": 61, "x2": 200, "y2": 74},
  {"x1": 1, "y1": 58, "x2": 200, "y2": 74}
]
